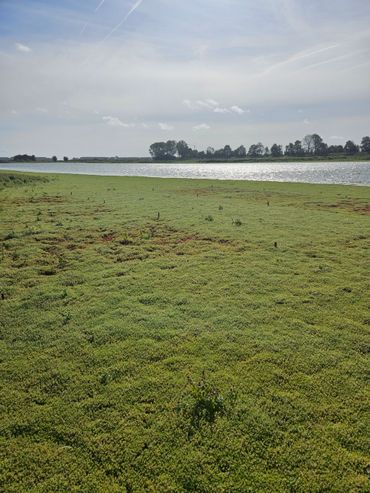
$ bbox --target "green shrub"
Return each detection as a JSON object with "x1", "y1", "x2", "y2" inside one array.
[{"x1": 178, "y1": 373, "x2": 237, "y2": 436}]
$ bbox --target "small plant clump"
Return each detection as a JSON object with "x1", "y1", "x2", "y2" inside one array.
[
  {"x1": 178, "y1": 373, "x2": 237, "y2": 436},
  {"x1": 205, "y1": 215, "x2": 214, "y2": 222},
  {"x1": 233, "y1": 218, "x2": 242, "y2": 226}
]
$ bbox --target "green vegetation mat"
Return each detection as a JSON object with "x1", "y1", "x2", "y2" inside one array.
[{"x1": 0, "y1": 171, "x2": 369, "y2": 492}]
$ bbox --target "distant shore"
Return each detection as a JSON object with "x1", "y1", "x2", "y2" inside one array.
[{"x1": 1, "y1": 153, "x2": 370, "y2": 165}]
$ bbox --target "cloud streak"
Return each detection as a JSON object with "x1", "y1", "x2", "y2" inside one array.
[
  {"x1": 102, "y1": 116, "x2": 135, "y2": 128},
  {"x1": 184, "y1": 100, "x2": 246, "y2": 115},
  {"x1": 230, "y1": 105, "x2": 245, "y2": 115},
  {"x1": 15, "y1": 43, "x2": 31, "y2": 53},
  {"x1": 158, "y1": 122, "x2": 174, "y2": 131},
  {"x1": 103, "y1": 0, "x2": 144, "y2": 42},
  {"x1": 193, "y1": 123, "x2": 210, "y2": 131},
  {"x1": 263, "y1": 44, "x2": 341, "y2": 75},
  {"x1": 95, "y1": 0, "x2": 106, "y2": 12}
]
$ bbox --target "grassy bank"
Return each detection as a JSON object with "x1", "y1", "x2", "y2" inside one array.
[{"x1": 0, "y1": 171, "x2": 369, "y2": 492}]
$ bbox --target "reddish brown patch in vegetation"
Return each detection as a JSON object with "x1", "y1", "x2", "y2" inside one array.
[
  {"x1": 101, "y1": 233, "x2": 116, "y2": 242},
  {"x1": 65, "y1": 243, "x2": 83, "y2": 251},
  {"x1": 35, "y1": 196, "x2": 66, "y2": 204},
  {"x1": 356, "y1": 205, "x2": 370, "y2": 214},
  {"x1": 305, "y1": 199, "x2": 370, "y2": 214},
  {"x1": 177, "y1": 235, "x2": 203, "y2": 243}
]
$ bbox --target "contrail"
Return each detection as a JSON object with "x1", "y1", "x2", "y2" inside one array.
[
  {"x1": 263, "y1": 44, "x2": 340, "y2": 75},
  {"x1": 95, "y1": 0, "x2": 106, "y2": 12},
  {"x1": 80, "y1": 22, "x2": 88, "y2": 35},
  {"x1": 80, "y1": 0, "x2": 106, "y2": 36},
  {"x1": 103, "y1": 0, "x2": 144, "y2": 41},
  {"x1": 301, "y1": 48, "x2": 370, "y2": 72}
]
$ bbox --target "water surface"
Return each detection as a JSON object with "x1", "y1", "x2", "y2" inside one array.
[{"x1": 1, "y1": 161, "x2": 369, "y2": 185}]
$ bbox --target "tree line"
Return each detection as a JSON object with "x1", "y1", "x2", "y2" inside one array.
[{"x1": 149, "y1": 135, "x2": 370, "y2": 160}]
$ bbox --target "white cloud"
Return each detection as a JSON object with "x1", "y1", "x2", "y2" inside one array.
[
  {"x1": 185, "y1": 99, "x2": 220, "y2": 111},
  {"x1": 183, "y1": 99, "x2": 196, "y2": 110},
  {"x1": 185, "y1": 100, "x2": 247, "y2": 116},
  {"x1": 196, "y1": 100, "x2": 215, "y2": 110},
  {"x1": 158, "y1": 122, "x2": 174, "y2": 131},
  {"x1": 102, "y1": 116, "x2": 135, "y2": 128},
  {"x1": 303, "y1": 118, "x2": 310, "y2": 125},
  {"x1": 193, "y1": 123, "x2": 211, "y2": 131},
  {"x1": 36, "y1": 107, "x2": 48, "y2": 114},
  {"x1": 330, "y1": 135, "x2": 345, "y2": 140},
  {"x1": 205, "y1": 99, "x2": 219, "y2": 107},
  {"x1": 15, "y1": 43, "x2": 31, "y2": 53},
  {"x1": 230, "y1": 105, "x2": 245, "y2": 115},
  {"x1": 214, "y1": 107, "x2": 230, "y2": 114}
]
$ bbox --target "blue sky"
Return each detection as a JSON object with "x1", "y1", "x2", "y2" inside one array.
[{"x1": 0, "y1": 0, "x2": 370, "y2": 156}]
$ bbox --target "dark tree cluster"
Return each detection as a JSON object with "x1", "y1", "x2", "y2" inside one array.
[
  {"x1": 13, "y1": 154, "x2": 36, "y2": 162},
  {"x1": 149, "y1": 135, "x2": 370, "y2": 160}
]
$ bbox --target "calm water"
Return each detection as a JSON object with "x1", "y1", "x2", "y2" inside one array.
[{"x1": 1, "y1": 161, "x2": 370, "y2": 185}]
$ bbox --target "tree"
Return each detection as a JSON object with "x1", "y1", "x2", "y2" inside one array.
[
  {"x1": 149, "y1": 141, "x2": 177, "y2": 160},
  {"x1": 293, "y1": 140, "x2": 304, "y2": 157},
  {"x1": 302, "y1": 134, "x2": 330, "y2": 155},
  {"x1": 234, "y1": 145, "x2": 246, "y2": 158},
  {"x1": 213, "y1": 148, "x2": 225, "y2": 159},
  {"x1": 303, "y1": 134, "x2": 325, "y2": 155},
  {"x1": 206, "y1": 146, "x2": 215, "y2": 156},
  {"x1": 248, "y1": 142, "x2": 264, "y2": 158},
  {"x1": 344, "y1": 140, "x2": 359, "y2": 155},
  {"x1": 223, "y1": 145, "x2": 233, "y2": 159},
  {"x1": 302, "y1": 135, "x2": 315, "y2": 154},
  {"x1": 285, "y1": 143, "x2": 295, "y2": 156},
  {"x1": 63, "y1": 156, "x2": 69, "y2": 162},
  {"x1": 270, "y1": 144, "x2": 283, "y2": 157},
  {"x1": 176, "y1": 140, "x2": 192, "y2": 159},
  {"x1": 191, "y1": 148, "x2": 199, "y2": 159},
  {"x1": 52, "y1": 156, "x2": 57, "y2": 162},
  {"x1": 285, "y1": 140, "x2": 304, "y2": 157},
  {"x1": 319, "y1": 142, "x2": 329, "y2": 156},
  {"x1": 328, "y1": 144, "x2": 344, "y2": 154},
  {"x1": 360, "y1": 136, "x2": 370, "y2": 153},
  {"x1": 13, "y1": 154, "x2": 36, "y2": 162}
]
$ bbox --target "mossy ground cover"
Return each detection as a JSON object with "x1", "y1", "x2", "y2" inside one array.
[{"x1": 0, "y1": 171, "x2": 369, "y2": 492}]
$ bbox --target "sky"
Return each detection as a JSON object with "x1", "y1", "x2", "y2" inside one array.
[{"x1": 0, "y1": 0, "x2": 370, "y2": 157}]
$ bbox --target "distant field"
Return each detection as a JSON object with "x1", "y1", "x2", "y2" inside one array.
[{"x1": 0, "y1": 171, "x2": 369, "y2": 492}]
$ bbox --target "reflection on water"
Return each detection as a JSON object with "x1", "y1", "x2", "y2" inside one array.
[{"x1": 0, "y1": 161, "x2": 370, "y2": 185}]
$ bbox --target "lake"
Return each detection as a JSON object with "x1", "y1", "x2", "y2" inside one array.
[{"x1": 1, "y1": 161, "x2": 370, "y2": 185}]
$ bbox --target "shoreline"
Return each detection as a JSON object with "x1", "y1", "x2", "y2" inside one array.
[{"x1": 2, "y1": 154, "x2": 370, "y2": 165}]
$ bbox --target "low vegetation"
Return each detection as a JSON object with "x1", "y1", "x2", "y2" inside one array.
[{"x1": 0, "y1": 171, "x2": 369, "y2": 492}]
